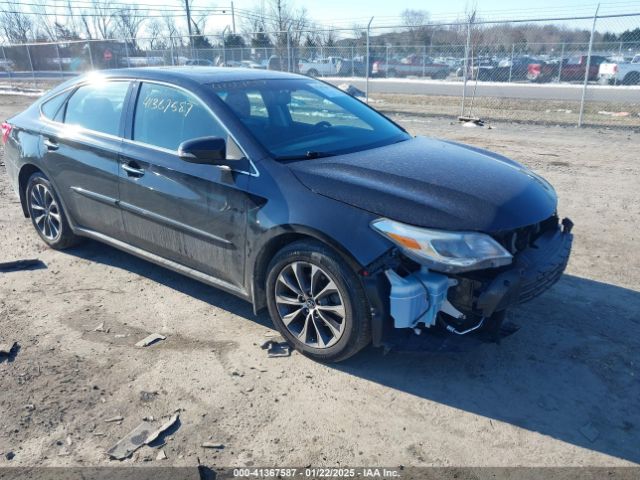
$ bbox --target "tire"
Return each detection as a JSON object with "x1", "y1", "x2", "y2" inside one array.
[
  {"x1": 387, "y1": 69, "x2": 398, "y2": 78},
  {"x1": 623, "y1": 72, "x2": 640, "y2": 85},
  {"x1": 306, "y1": 69, "x2": 319, "y2": 77},
  {"x1": 265, "y1": 240, "x2": 371, "y2": 363},
  {"x1": 25, "y1": 172, "x2": 81, "y2": 250},
  {"x1": 432, "y1": 70, "x2": 448, "y2": 80}
]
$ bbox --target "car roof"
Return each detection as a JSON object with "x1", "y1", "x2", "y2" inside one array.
[{"x1": 89, "y1": 66, "x2": 301, "y2": 85}]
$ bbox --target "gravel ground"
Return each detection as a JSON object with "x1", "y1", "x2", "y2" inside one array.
[{"x1": 0, "y1": 95, "x2": 639, "y2": 469}]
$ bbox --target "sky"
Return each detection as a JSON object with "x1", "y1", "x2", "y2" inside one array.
[{"x1": 203, "y1": 0, "x2": 640, "y2": 29}]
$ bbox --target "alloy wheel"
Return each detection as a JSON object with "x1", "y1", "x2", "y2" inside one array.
[
  {"x1": 274, "y1": 261, "x2": 346, "y2": 349},
  {"x1": 29, "y1": 183, "x2": 62, "y2": 241}
]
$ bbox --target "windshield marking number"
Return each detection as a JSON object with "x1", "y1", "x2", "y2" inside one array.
[{"x1": 142, "y1": 96, "x2": 195, "y2": 117}]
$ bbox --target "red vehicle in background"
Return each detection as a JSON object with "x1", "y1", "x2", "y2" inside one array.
[{"x1": 528, "y1": 55, "x2": 608, "y2": 82}]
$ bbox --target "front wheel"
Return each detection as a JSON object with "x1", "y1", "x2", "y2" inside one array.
[{"x1": 266, "y1": 240, "x2": 371, "y2": 362}]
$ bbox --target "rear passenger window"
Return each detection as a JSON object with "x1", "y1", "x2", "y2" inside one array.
[
  {"x1": 41, "y1": 92, "x2": 68, "y2": 121},
  {"x1": 64, "y1": 81, "x2": 129, "y2": 136},
  {"x1": 133, "y1": 83, "x2": 226, "y2": 151}
]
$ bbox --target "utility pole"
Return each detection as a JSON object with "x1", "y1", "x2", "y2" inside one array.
[
  {"x1": 185, "y1": 0, "x2": 193, "y2": 48},
  {"x1": 578, "y1": 3, "x2": 600, "y2": 127},
  {"x1": 231, "y1": 1, "x2": 236, "y2": 34}
]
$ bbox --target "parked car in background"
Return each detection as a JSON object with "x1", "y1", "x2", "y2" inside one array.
[
  {"x1": 456, "y1": 57, "x2": 496, "y2": 78},
  {"x1": 476, "y1": 56, "x2": 539, "y2": 82},
  {"x1": 298, "y1": 57, "x2": 341, "y2": 77},
  {"x1": 528, "y1": 55, "x2": 607, "y2": 82},
  {"x1": 0, "y1": 59, "x2": 15, "y2": 72},
  {"x1": 186, "y1": 59, "x2": 214, "y2": 66},
  {"x1": 372, "y1": 55, "x2": 449, "y2": 79},
  {"x1": 120, "y1": 56, "x2": 165, "y2": 68},
  {"x1": 598, "y1": 54, "x2": 640, "y2": 85},
  {"x1": 335, "y1": 58, "x2": 368, "y2": 77}
]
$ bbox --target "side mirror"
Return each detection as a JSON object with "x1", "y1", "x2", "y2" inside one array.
[{"x1": 178, "y1": 136, "x2": 226, "y2": 165}]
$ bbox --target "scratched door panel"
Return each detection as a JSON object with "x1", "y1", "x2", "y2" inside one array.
[{"x1": 118, "y1": 142, "x2": 249, "y2": 287}]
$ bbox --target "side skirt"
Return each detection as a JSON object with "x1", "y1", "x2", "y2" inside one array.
[{"x1": 74, "y1": 227, "x2": 252, "y2": 302}]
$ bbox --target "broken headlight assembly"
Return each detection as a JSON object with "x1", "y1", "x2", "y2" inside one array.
[{"x1": 371, "y1": 218, "x2": 513, "y2": 273}]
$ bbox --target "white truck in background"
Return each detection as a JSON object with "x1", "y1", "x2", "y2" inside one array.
[
  {"x1": 298, "y1": 57, "x2": 341, "y2": 77},
  {"x1": 598, "y1": 55, "x2": 640, "y2": 85}
]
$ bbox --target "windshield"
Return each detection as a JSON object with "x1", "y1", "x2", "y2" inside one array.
[{"x1": 211, "y1": 78, "x2": 410, "y2": 159}]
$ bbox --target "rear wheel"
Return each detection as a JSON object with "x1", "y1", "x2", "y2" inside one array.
[
  {"x1": 266, "y1": 240, "x2": 371, "y2": 362},
  {"x1": 306, "y1": 69, "x2": 319, "y2": 77},
  {"x1": 387, "y1": 69, "x2": 398, "y2": 78},
  {"x1": 26, "y1": 172, "x2": 81, "y2": 249},
  {"x1": 623, "y1": 72, "x2": 640, "y2": 85}
]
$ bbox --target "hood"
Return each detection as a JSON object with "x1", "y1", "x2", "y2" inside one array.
[{"x1": 287, "y1": 136, "x2": 557, "y2": 233}]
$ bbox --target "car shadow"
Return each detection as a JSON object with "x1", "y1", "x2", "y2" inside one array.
[
  {"x1": 63, "y1": 239, "x2": 273, "y2": 329},
  {"x1": 62, "y1": 240, "x2": 639, "y2": 463},
  {"x1": 334, "y1": 274, "x2": 640, "y2": 464}
]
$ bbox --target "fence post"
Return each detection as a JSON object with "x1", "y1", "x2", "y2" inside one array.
[
  {"x1": 461, "y1": 17, "x2": 473, "y2": 117},
  {"x1": 422, "y1": 45, "x2": 426, "y2": 78},
  {"x1": 351, "y1": 46, "x2": 355, "y2": 76},
  {"x1": 557, "y1": 43, "x2": 565, "y2": 82},
  {"x1": 2, "y1": 46, "x2": 13, "y2": 88},
  {"x1": 385, "y1": 45, "x2": 389, "y2": 74},
  {"x1": 170, "y1": 40, "x2": 175, "y2": 66},
  {"x1": 87, "y1": 41, "x2": 95, "y2": 70},
  {"x1": 25, "y1": 44, "x2": 36, "y2": 88},
  {"x1": 365, "y1": 16, "x2": 373, "y2": 102},
  {"x1": 578, "y1": 4, "x2": 600, "y2": 128},
  {"x1": 124, "y1": 41, "x2": 131, "y2": 67},
  {"x1": 287, "y1": 30, "x2": 291, "y2": 72},
  {"x1": 508, "y1": 44, "x2": 515, "y2": 83},
  {"x1": 55, "y1": 43, "x2": 63, "y2": 78}
]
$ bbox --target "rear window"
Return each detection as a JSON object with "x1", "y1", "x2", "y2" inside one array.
[
  {"x1": 41, "y1": 93, "x2": 68, "y2": 121},
  {"x1": 64, "y1": 81, "x2": 130, "y2": 136}
]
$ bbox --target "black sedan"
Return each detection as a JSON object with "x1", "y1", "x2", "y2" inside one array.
[{"x1": 2, "y1": 68, "x2": 573, "y2": 362}]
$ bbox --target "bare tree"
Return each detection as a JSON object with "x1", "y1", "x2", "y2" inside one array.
[
  {"x1": 401, "y1": 9, "x2": 429, "y2": 30},
  {"x1": 0, "y1": 7, "x2": 35, "y2": 43},
  {"x1": 246, "y1": 0, "x2": 309, "y2": 47},
  {"x1": 162, "y1": 17, "x2": 183, "y2": 52},
  {"x1": 114, "y1": 6, "x2": 145, "y2": 50}
]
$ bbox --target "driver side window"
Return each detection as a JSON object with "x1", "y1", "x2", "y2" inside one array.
[{"x1": 133, "y1": 83, "x2": 227, "y2": 151}]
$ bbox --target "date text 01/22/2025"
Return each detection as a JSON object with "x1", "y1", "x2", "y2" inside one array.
[{"x1": 231, "y1": 467, "x2": 401, "y2": 478}]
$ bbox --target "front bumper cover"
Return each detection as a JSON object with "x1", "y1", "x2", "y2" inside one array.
[
  {"x1": 475, "y1": 218, "x2": 573, "y2": 317},
  {"x1": 364, "y1": 218, "x2": 573, "y2": 347}
]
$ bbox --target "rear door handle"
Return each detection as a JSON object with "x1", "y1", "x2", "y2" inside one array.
[
  {"x1": 122, "y1": 162, "x2": 145, "y2": 177},
  {"x1": 43, "y1": 138, "x2": 59, "y2": 151}
]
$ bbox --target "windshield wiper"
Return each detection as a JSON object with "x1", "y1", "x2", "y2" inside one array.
[{"x1": 275, "y1": 151, "x2": 336, "y2": 161}]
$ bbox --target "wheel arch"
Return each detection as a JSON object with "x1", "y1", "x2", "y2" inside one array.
[
  {"x1": 250, "y1": 225, "x2": 365, "y2": 314},
  {"x1": 18, "y1": 163, "x2": 44, "y2": 217}
]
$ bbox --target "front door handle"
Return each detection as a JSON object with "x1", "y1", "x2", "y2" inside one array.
[
  {"x1": 43, "y1": 138, "x2": 59, "y2": 151},
  {"x1": 122, "y1": 162, "x2": 145, "y2": 177}
]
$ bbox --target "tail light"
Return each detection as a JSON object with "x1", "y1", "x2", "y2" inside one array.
[
  {"x1": 613, "y1": 64, "x2": 618, "y2": 73},
  {"x1": 372, "y1": 61, "x2": 380, "y2": 72},
  {"x1": 1, "y1": 122, "x2": 11, "y2": 144}
]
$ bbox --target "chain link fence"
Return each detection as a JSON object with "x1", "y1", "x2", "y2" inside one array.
[{"x1": 1, "y1": 12, "x2": 639, "y2": 129}]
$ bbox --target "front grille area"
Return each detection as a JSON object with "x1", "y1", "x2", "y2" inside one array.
[{"x1": 492, "y1": 215, "x2": 559, "y2": 255}]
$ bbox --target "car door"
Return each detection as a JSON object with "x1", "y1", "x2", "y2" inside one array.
[
  {"x1": 39, "y1": 80, "x2": 131, "y2": 240},
  {"x1": 118, "y1": 81, "x2": 251, "y2": 289}
]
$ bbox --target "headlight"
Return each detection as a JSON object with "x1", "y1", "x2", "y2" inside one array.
[{"x1": 371, "y1": 218, "x2": 513, "y2": 273}]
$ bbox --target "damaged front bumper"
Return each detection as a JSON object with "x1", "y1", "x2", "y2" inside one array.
[{"x1": 363, "y1": 217, "x2": 574, "y2": 347}]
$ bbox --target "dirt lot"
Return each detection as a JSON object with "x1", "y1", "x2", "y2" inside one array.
[{"x1": 1, "y1": 94, "x2": 639, "y2": 469}]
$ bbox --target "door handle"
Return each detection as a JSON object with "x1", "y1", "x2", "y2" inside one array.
[
  {"x1": 43, "y1": 138, "x2": 59, "y2": 151},
  {"x1": 122, "y1": 162, "x2": 145, "y2": 177}
]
